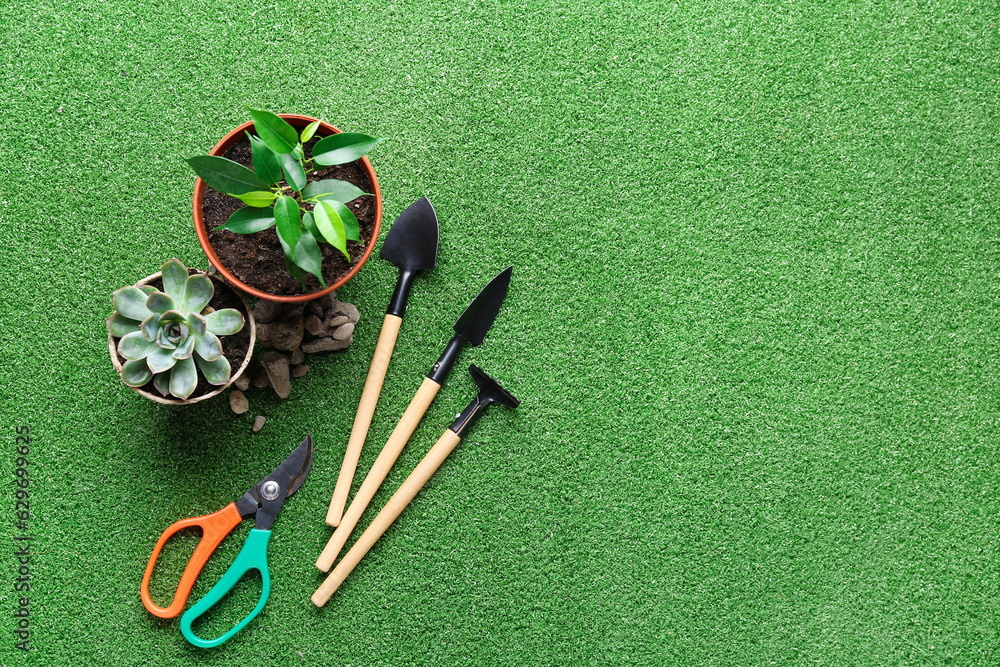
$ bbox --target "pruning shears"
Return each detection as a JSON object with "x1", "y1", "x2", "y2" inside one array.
[{"x1": 140, "y1": 435, "x2": 313, "y2": 648}]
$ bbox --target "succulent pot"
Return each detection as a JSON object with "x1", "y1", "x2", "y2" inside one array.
[
  {"x1": 108, "y1": 269, "x2": 256, "y2": 405},
  {"x1": 193, "y1": 114, "x2": 383, "y2": 303}
]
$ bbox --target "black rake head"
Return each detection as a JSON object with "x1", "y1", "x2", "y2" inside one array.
[
  {"x1": 469, "y1": 364, "x2": 520, "y2": 410},
  {"x1": 449, "y1": 365, "x2": 520, "y2": 438}
]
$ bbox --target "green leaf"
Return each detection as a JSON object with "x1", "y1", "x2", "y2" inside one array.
[
  {"x1": 187, "y1": 312, "x2": 207, "y2": 336},
  {"x1": 169, "y1": 356, "x2": 198, "y2": 399},
  {"x1": 118, "y1": 331, "x2": 156, "y2": 361},
  {"x1": 248, "y1": 108, "x2": 298, "y2": 154},
  {"x1": 140, "y1": 313, "x2": 158, "y2": 341},
  {"x1": 194, "y1": 332, "x2": 223, "y2": 361},
  {"x1": 301, "y1": 179, "x2": 366, "y2": 204},
  {"x1": 314, "y1": 201, "x2": 350, "y2": 261},
  {"x1": 107, "y1": 313, "x2": 140, "y2": 338},
  {"x1": 147, "y1": 346, "x2": 178, "y2": 373},
  {"x1": 157, "y1": 310, "x2": 186, "y2": 324},
  {"x1": 195, "y1": 354, "x2": 232, "y2": 386},
  {"x1": 328, "y1": 200, "x2": 360, "y2": 242},
  {"x1": 155, "y1": 329, "x2": 177, "y2": 350},
  {"x1": 138, "y1": 285, "x2": 157, "y2": 296},
  {"x1": 183, "y1": 274, "x2": 214, "y2": 314},
  {"x1": 172, "y1": 335, "x2": 196, "y2": 360},
  {"x1": 145, "y1": 291, "x2": 175, "y2": 314},
  {"x1": 185, "y1": 155, "x2": 270, "y2": 195},
  {"x1": 278, "y1": 152, "x2": 306, "y2": 192},
  {"x1": 204, "y1": 309, "x2": 244, "y2": 336},
  {"x1": 219, "y1": 207, "x2": 276, "y2": 234},
  {"x1": 292, "y1": 226, "x2": 327, "y2": 289},
  {"x1": 283, "y1": 255, "x2": 309, "y2": 291},
  {"x1": 113, "y1": 286, "x2": 153, "y2": 321},
  {"x1": 302, "y1": 210, "x2": 319, "y2": 239},
  {"x1": 300, "y1": 120, "x2": 321, "y2": 143},
  {"x1": 153, "y1": 372, "x2": 171, "y2": 396},
  {"x1": 248, "y1": 133, "x2": 284, "y2": 185},
  {"x1": 312, "y1": 133, "x2": 383, "y2": 166},
  {"x1": 161, "y1": 259, "x2": 188, "y2": 303},
  {"x1": 274, "y1": 196, "x2": 301, "y2": 261},
  {"x1": 234, "y1": 191, "x2": 276, "y2": 207},
  {"x1": 121, "y1": 359, "x2": 153, "y2": 387}
]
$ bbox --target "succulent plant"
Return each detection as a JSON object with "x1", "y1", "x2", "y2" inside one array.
[{"x1": 107, "y1": 259, "x2": 245, "y2": 400}]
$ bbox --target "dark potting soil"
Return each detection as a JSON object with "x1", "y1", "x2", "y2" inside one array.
[
  {"x1": 202, "y1": 133, "x2": 376, "y2": 296},
  {"x1": 113, "y1": 275, "x2": 252, "y2": 402}
]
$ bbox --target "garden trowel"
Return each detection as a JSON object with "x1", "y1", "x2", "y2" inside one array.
[
  {"x1": 312, "y1": 365, "x2": 519, "y2": 606},
  {"x1": 317, "y1": 266, "x2": 513, "y2": 571},
  {"x1": 326, "y1": 197, "x2": 440, "y2": 527}
]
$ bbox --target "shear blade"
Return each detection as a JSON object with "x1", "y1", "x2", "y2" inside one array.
[{"x1": 262, "y1": 434, "x2": 314, "y2": 497}]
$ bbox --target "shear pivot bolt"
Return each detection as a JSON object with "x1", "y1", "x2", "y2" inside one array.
[{"x1": 261, "y1": 480, "x2": 280, "y2": 500}]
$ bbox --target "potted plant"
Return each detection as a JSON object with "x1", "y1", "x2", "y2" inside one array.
[
  {"x1": 107, "y1": 258, "x2": 256, "y2": 404},
  {"x1": 188, "y1": 109, "x2": 383, "y2": 303}
]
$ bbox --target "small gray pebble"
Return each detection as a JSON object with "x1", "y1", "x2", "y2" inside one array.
[
  {"x1": 261, "y1": 350, "x2": 292, "y2": 399},
  {"x1": 253, "y1": 300, "x2": 282, "y2": 324},
  {"x1": 269, "y1": 316, "x2": 304, "y2": 352},
  {"x1": 302, "y1": 337, "x2": 350, "y2": 353},
  {"x1": 317, "y1": 293, "x2": 337, "y2": 313},
  {"x1": 333, "y1": 322, "x2": 355, "y2": 340},
  {"x1": 305, "y1": 314, "x2": 324, "y2": 336},
  {"x1": 230, "y1": 389, "x2": 249, "y2": 414},
  {"x1": 334, "y1": 301, "x2": 360, "y2": 324}
]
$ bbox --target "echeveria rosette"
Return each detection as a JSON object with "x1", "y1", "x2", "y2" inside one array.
[
  {"x1": 184, "y1": 109, "x2": 382, "y2": 289},
  {"x1": 107, "y1": 259, "x2": 245, "y2": 400}
]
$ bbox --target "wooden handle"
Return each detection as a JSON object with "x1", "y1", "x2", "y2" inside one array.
[
  {"x1": 312, "y1": 429, "x2": 462, "y2": 606},
  {"x1": 316, "y1": 377, "x2": 442, "y2": 570},
  {"x1": 326, "y1": 314, "x2": 403, "y2": 527}
]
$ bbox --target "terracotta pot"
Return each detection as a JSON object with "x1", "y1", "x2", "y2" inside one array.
[
  {"x1": 108, "y1": 269, "x2": 256, "y2": 405},
  {"x1": 193, "y1": 114, "x2": 383, "y2": 303}
]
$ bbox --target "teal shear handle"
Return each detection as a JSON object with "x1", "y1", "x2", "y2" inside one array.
[{"x1": 179, "y1": 529, "x2": 272, "y2": 648}]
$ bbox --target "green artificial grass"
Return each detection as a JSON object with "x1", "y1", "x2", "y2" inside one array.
[{"x1": 2, "y1": 0, "x2": 999, "y2": 664}]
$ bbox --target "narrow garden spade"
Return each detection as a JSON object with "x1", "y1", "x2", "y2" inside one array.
[
  {"x1": 326, "y1": 197, "x2": 440, "y2": 527},
  {"x1": 312, "y1": 365, "x2": 519, "y2": 606},
  {"x1": 317, "y1": 266, "x2": 513, "y2": 571}
]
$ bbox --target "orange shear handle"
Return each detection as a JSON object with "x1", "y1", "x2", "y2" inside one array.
[{"x1": 140, "y1": 503, "x2": 243, "y2": 619}]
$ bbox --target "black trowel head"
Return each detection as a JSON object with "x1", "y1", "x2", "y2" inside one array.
[
  {"x1": 453, "y1": 266, "x2": 513, "y2": 346},
  {"x1": 380, "y1": 197, "x2": 439, "y2": 273}
]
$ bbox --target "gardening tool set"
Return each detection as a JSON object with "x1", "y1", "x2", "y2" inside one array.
[
  {"x1": 141, "y1": 197, "x2": 519, "y2": 647},
  {"x1": 312, "y1": 364, "x2": 519, "y2": 606},
  {"x1": 316, "y1": 263, "x2": 513, "y2": 571}
]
